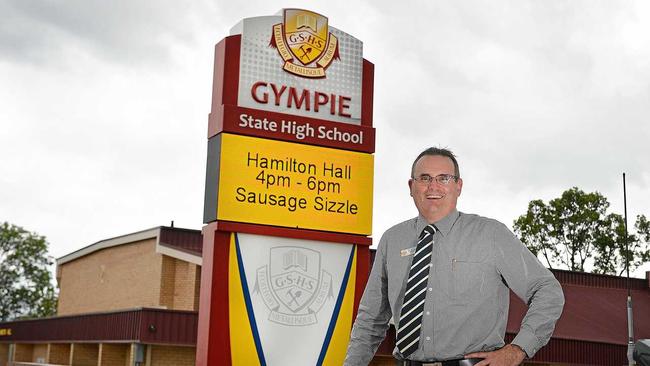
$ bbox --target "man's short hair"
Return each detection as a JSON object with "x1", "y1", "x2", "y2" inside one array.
[{"x1": 411, "y1": 147, "x2": 460, "y2": 178}]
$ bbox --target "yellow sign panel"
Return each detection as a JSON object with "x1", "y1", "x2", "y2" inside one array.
[{"x1": 217, "y1": 134, "x2": 373, "y2": 235}]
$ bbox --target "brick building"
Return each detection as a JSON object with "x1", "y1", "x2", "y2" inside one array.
[
  {"x1": 0, "y1": 226, "x2": 202, "y2": 366},
  {"x1": 0, "y1": 225, "x2": 649, "y2": 365}
]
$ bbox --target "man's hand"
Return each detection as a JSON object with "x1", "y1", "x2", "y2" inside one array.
[{"x1": 465, "y1": 344, "x2": 526, "y2": 366}]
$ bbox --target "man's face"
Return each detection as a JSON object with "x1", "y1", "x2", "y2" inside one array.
[{"x1": 408, "y1": 155, "x2": 463, "y2": 223}]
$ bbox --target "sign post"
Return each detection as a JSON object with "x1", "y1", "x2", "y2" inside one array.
[{"x1": 197, "y1": 9, "x2": 375, "y2": 366}]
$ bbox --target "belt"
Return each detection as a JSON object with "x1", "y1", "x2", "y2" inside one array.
[{"x1": 404, "y1": 358, "x2": 482, "y2": 366}]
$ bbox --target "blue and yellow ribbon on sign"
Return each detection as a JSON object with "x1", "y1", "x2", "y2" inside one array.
[{"x1": 228, "y1": 233, "x2": 357, "y2": 365}]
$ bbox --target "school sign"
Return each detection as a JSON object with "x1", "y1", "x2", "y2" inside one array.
[{"x1": 198, "y1": 9, "x2": 375, "y2": 366}]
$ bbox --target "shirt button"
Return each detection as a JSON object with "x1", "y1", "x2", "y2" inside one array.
[
  {"x1": 428, "y1": 288, "x2": 433, "y2": 291},
  {"x1": 425, "y1": 337, "x2": 431, "y2": 341},
  {"x1": 426, "y1": 311, "x2": 430, "y2": 315}
]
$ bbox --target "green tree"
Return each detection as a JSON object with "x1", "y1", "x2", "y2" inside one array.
[
  {"x1": 0, "y1": 222, "x2": 57, "y2": 321},
  {"x1": 513, "y1": 187, "x2": 650, "y2": 275}
]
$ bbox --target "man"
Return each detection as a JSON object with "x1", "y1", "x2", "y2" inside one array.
[{"x1": 345, "y1": 148, "x2": 564, "y2": 366}]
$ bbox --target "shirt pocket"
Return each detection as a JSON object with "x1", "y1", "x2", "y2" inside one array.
[
  {"x1": 386, "y1": 251, "x2": 413, "y2": 308},
  {"x1": 451, "y1": 259, "x2": 487, "y2": 302}
]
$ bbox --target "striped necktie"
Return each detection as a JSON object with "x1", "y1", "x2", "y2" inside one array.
[{"x1": 396, "y1": 224, "x2": 436, "y2": 357}]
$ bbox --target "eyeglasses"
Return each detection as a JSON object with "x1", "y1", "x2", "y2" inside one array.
[{"x1": 412, "y1": 174, "x2": 459, "y2": 185}]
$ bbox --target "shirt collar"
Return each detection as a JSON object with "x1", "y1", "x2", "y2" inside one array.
[{"x1": 416, "y1": 209, "x2": 460, "y2": 237}]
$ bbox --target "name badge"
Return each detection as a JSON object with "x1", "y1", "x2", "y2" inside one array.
[{"x1": 400, "y1": 247, "x2": 416, "y2": 257}]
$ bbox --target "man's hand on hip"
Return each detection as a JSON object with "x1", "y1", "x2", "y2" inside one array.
[{"x1": 465, "y1": 344, "x2": 526, "y2": 366}]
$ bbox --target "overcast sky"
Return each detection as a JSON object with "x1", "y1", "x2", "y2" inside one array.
[{"x1": 1, "y1": 0, "x2": 649, "y2": 277}]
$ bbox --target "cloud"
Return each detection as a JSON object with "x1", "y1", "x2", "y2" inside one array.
[
  {"x1": 1, "y1": 0, "x2": 648, "y2": 276},
  {"x1": 0, "y1": 0, "x2": 212, "y2": 67}
]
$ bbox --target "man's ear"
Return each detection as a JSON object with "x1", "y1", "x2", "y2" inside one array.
[{"x1": 408, "y1": 179, "x2": 414, "y2": 197}]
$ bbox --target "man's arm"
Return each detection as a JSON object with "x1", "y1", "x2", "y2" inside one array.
[
  {"x1": 344, "y1": 234, "x2": 393, "y2": 366},
  {"x1": 465, "y1": 344, "x2": 526, "y2": 366},
  {"x1": 492, "y1": 222, "x2": 565, "y2": 358}
]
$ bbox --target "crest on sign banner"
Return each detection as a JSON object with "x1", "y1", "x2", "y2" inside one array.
[
  {"x1": 269, "y1": 9, "x2": 340, "y2": 78},
  {"x1": 254, "y1": 246, "x2": 333, "y2": 326}
]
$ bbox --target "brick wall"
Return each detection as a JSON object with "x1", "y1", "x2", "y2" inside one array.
[
  {"x1": 150, "y1": 345, "x2": 195, "y2": 366},
  {"x1": 0, "y1": 344, "x2": 9, "y2": 366},
  {"x1": 173, "y1": 262, "x2": 199, "y2": 311},
  {"x1": 57, "y1": 239, "x2": 163, "y2": 315},
  {"x1": 159, "y1": 256, "x2": 175, "y2": 309},
  {"x1": 160, "y1": 257, "x2": 201, "y2": 311},
  {"x1": 370, "y1": 355, "x2": 397, "y2": 366},
  {"x1": 193, "y1": 266, "x2": 201, "y2": 311},
  {"x1": 32, "y1": 344, "x2": 47, "y2": 363},
  {"x1": 47, "y1": 343, "x2": 71, "y2": 365},
  {"x1": 13, "y1": 344, "x2": 33, "y2": 362},
  {"x1": 98, "y1": 343, "x2": 128, "y2": 366},
  {"x1": 71, "y1": 343, "x2": 99, "y2": 366}
]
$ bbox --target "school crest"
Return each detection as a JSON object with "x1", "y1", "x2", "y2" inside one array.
[
  {"x1": 269, "y1": 9, "x2": 340, "y2": 78},
  {"x1": 254, "y1": 246, "x2": 333, "y2": 326}
]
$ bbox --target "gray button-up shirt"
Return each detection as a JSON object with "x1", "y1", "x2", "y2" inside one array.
[{"x1": 345, "y1": 209, "x2": 564, "y2": 365}]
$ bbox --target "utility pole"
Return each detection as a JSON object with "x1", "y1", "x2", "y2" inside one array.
[{"x1": 624, "y1": 173, "x2": 635, "y2": 366}]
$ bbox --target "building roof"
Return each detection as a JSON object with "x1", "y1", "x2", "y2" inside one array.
[
  {"x1": 56, "y1": 226, "x2": 203, "y2": 267},
  {"x1": 508, "y1": 269, "x2": 650, "y2": 345},
  {"x1": 0, "y1": 308, "x2": 197, "y2": 346}
]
